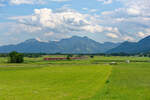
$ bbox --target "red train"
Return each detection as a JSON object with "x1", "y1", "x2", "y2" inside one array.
[{"x1": 44, "y1": 57, "x2": 86, "y2": 61}]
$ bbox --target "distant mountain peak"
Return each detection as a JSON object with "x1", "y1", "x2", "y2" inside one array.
[
  {"x1": 24, "y1": 38, "x2": 49, "y2": 43},
  {"x1": 139, "y1": 35, "x2": 150, "y2": 43},
  {"x1": 107, "y1": 35, "x2": 150, "y2": 54},
  {"x1": 69, "y1": 36, "x2": 88, "y2": 39},
  {"x1": 24, "y1": 39, "x2": 39, "y2": 43},
  {"x1": 71, "y1": 36, "x2": 81, "y2": 38},
  {"x1": 0, "y1": 36, "x2": 120, "y2": 53}
]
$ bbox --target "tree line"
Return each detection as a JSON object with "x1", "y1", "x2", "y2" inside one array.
[{"x1": 0, "y1": 51, "x2": 150, "y2": 63}]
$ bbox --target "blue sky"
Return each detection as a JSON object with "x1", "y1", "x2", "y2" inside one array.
[{"x1": 0, "y1": 0, "x2": 150, "y2": 45}]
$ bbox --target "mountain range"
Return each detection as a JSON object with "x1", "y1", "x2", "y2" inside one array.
[
  {"x1": 108, "y1": 35, "x2": 150, "y2": 54},
  {"x1": 1, "y1": 35, "x2": 150, "y2": 54},
  {"x1": 0, "y1": 36, "x2": 120, "y2": 53}
]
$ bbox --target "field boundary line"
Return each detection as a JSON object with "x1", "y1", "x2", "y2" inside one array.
[{"x1": 85, "y1": 65, "x2": 113, "y2": 100}]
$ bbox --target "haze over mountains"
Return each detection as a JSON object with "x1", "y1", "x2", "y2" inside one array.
[
  {"x1": 0, "y1": 36, "x2": 120, "y2": 53},
  {"x1": 0, "y1": 35, "x2": 150, "y2": 54}
]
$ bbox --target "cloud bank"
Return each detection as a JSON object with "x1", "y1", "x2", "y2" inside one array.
[
  {"x1": 0, "y1": 0, "x2": 150, "y2": 45},
  {"x1": 8, "y1": 8, "x2": 119, "y2": 41}
]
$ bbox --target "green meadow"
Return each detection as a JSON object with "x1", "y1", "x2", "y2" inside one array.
[{"x1": 0, "y1": 56, "x2": 150, "y2": 100}]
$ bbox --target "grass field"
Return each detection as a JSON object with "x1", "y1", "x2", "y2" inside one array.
[
  {"x1": 0, "y1": 56, "x2": 150, "y2": 100},
  {"x1": 88, "y1": 63, "x2": 150, "y2": 100}
]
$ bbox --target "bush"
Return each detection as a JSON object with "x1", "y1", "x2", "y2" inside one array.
[
  {"x1": 90, "y1": 55, "x2": 94, "y2": 58},
  {"x1": 9, "y1": 51, "x2": 24, "y2": 63},
  {"x1": 67, "y1": 54, "x2": 73, "y2": 60}
]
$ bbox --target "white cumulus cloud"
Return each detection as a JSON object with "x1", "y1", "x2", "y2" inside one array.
[
  {"x1": 51, "y1": 0, "x2": 70, "y2": 2},
  {"x1": 106, "y1": 33, "x2": 118, "y2": 38},
  {"x1": 9, "y1": 0, "x2": 45, "y2": 5},
  {"x1": 97, "y1": 0, "x2": 113, "y2": 4},
  {"x1": 8, "y1": 8, "x2": 119, "y2": 41}
]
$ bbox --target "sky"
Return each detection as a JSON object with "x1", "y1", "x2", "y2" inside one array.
[{"x1": 0, "y1": 0, "x2": 150, "y2": 45}]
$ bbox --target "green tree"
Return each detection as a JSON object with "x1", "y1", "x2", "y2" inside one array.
[{"x1": 9, "y1": 51, "x2": 24, "y2": 63}]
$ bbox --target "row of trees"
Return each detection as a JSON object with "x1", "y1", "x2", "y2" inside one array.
[
  {"x1": 0, "y1": 52, "x2": 137, "y2": 58},
  {"x1": 1, "y1": 51, "x2": 150, "y2": 63},
  {"x1": 6, "y1": 52, "x2": 86, "y2": 63}
]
